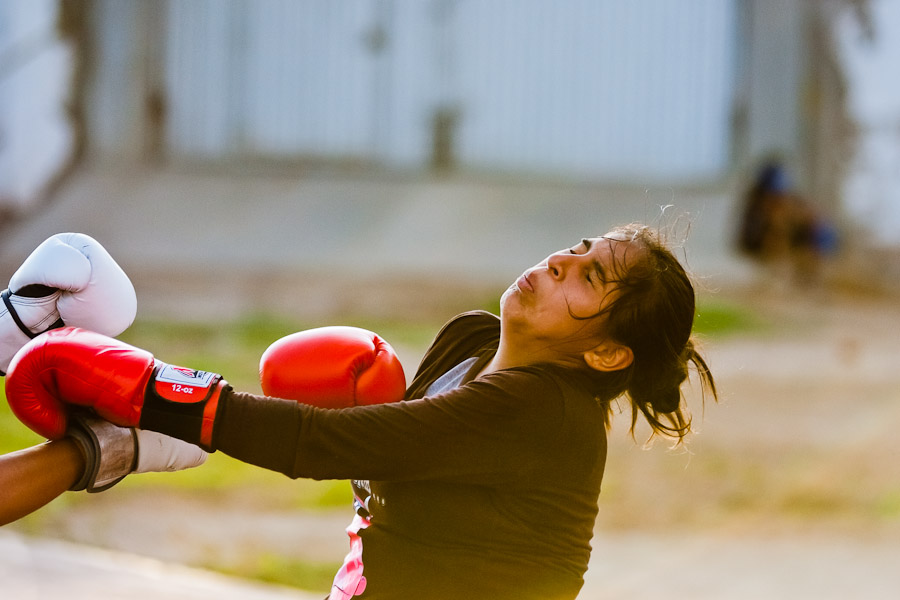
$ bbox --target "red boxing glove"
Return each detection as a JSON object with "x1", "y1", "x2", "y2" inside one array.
[
  {"x1": 259, "y1": 326, "x2": 406, "y2": 409},
  {"x1": 5, "y1": 327, "x2": 226, "y2": 449}
]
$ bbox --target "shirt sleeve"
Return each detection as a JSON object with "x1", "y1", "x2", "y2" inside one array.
[{"x1": 211, "y1": 367, "x2": 570, "y2": 485}]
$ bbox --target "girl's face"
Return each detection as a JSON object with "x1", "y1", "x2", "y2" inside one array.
[{"x1": 499, "y1": 233, "x2": 638, "y2": 360}]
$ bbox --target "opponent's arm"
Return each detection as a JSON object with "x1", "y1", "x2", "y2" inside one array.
[
  {"x1": 0, "y1": 439, "x2": 84, "y2": 526},
  {"x1": 0, "y1": 418, "x2": 207, "y2": 526}
]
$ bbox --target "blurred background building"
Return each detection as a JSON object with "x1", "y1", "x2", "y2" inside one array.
[{"x1": 1, "y1": 0, "x2": 899, "y2": 300}]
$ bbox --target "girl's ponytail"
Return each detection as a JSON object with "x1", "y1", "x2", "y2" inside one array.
[{"x1": 594, "y1": 225, "x2": 718, "y2": 443}]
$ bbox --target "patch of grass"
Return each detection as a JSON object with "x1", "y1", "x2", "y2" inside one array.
[
  {"x1": 116, "y1": 316, "x2": 288, "y2": 391},
  {"x1": 309, "y1": 479, "x2": 355, "y2": 508},
  {"x1": 779, "y1": 489, "x2": 851, "y2": 518},
  {"x1": 693, "y1": 300, "x2": 766, "y2": 338},
  {"x1": 213, "y1": 553, "x2": 341, "y2": 591},
  {"x1": 343, "y1": 316, "x2": 446, "y2": 350},
  {"x1": 0, "y1": 387, "x2": 44, "y2": 453},
  {"x1": 119, "y1": 461, "x2": 355, "y2": 511},
  {"x1": 874, "y1": 490, "x2": 900, "y2": 519},
  {"x1": 479, "y1": 296, "x2": 502, "y2": 317}
]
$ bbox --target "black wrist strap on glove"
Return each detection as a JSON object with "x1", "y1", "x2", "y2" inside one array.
[
  {"x1": 138, "y1": 362, "x2": 230, "y2": 451},
  {"x1": 67, "y1": 415, "x2": 138, "y2": 493},
  {"x1": 0, "y1": 287, "x2": 65, "y2": 377},
  {"x1": 1, "y1": 288, "x2": 65, "y2": 338}
]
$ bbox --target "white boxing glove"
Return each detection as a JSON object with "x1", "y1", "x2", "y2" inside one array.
[
  {"x1": 67, "y1": 415, "x2": 208, "y2": 493},
  {"x1": 0, "y1": 233, "x2": 137, "y2": 374},
  {"x1": 10, "y1": 232, "x2": 137, "y2": 334}
]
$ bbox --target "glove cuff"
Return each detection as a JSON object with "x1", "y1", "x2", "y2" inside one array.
[
  {"x1": 139, "y1": 362, "x2": 229, "y2": 452},
  {"x1": 67, "y1": 415, "x2": 138, "y2": 493},
  {"x1": 1, "y1": 289, "x2": 64, "y2": 338},
  {"x1": 0, "y1": 289, "x2": 64, "y2": 375}
]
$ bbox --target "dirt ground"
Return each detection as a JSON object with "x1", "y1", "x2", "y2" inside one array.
[{"x1": 4, "y1": 280, "x2": 900, "y2": 599}]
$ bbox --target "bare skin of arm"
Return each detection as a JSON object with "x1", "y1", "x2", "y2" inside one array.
[{"x1": 0, "y1": 439, "x2": 84, "y2": 526}]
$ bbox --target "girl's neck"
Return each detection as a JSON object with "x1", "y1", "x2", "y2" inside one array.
[
  {"x1": 477, "y1": 337, "x2": 544, "y2": 378},
  {"x1": 476, "y1": 353, "x2": 506, "y2": 379}
]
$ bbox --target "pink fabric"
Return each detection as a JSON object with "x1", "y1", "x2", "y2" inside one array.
[{"x1": 329, "y1": 513, "x2": 371, "y2": 600}]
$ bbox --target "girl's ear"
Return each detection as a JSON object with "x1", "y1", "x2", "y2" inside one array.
[{"x1": 583, "y1": 340, "x2": 634, "y2": 372}]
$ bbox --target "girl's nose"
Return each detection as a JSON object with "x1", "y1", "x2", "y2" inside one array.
[{"x1": 546, "y1": 253, "x2": 569, "y2": 279}]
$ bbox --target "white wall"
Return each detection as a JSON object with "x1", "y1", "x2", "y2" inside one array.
[
  {"x1": 0, "y1": 0, "x2": 75, "y2": 211},
  {"x1": 451, "y1": 0, "x2": 737, "y2": 182},
  {"x1": 84, "y1": 0, "x2": 148, "y2": 164},
  {"x1": 118, "y1": 0, "x2": 739, "y2": 183},
  {"x1": 740, "y1": 0, "x2": 807, "y2": 166},
  {"x1": 837, "y1": 0, "x2": 900, "y2": 247}
]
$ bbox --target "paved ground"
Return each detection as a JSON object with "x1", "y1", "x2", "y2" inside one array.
[
  {"x1": 0, "y1": 531, "x2": 321, "y2": 600},
  {"x1": 3, "y1": 165, "x2": 900, "y2": 599},
  {"x1": 4, "y1": 526, "x2": 900, "y2": 600}
]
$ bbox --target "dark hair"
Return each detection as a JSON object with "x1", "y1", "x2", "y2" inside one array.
[{"x1": 585, "y1": 223, "x2": 717, "y2": 443}]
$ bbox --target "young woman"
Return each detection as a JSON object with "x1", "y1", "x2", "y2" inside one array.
[{"x1": 6, "y1": 222, "x2": 717, "y2": 599}]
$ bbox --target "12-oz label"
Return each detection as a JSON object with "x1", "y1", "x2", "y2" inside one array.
[{"x1": 155, "y1": 363, "x2": 218, "y2": 402}]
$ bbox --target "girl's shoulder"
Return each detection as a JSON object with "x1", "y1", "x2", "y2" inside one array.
[
  {"x1": 406, "y1": 311, "x2": 499, "y2": 400},
  {"x1": 426, "y1": 310, "x2": 500, "y2": 360}
]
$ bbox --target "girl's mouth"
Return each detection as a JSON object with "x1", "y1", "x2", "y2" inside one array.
[{"x1": 516, "y1": 273, "x2": 533, "y2": 292}]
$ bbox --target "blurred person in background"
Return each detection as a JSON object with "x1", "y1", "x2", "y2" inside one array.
[{"x1": 737, "y1": 159, "x2": 838, "y2": 289}]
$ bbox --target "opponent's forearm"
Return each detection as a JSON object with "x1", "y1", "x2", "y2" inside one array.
[{"x1": 0, "y1": 439, "x2": 84, "y2": 526}]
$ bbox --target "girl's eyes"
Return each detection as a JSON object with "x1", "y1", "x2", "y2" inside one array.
[{"x1": 566, "y1": 247, "x2": 597, "y2": 282}]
